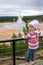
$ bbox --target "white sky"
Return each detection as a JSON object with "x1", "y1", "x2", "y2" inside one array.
[{"x1": 0, "y1": 0, "x2": 43, "y2": 16}]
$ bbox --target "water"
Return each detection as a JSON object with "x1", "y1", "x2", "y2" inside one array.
[{"x1": 8, "y1": 23, "x2": 25, "y2": 29}]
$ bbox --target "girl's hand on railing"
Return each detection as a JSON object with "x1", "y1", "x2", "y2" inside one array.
[{"x1": 21, "y1": 35, "x2": 25, "y2": 39}]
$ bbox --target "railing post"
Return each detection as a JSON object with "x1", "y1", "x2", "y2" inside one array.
[{"x1": 12, "y1": 41, "x2": 15, "y2": 65}]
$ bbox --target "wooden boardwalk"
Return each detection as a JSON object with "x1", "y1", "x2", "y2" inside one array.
[
  {"x1": 0, "y1": 59, "x2": 43, "y2": 65},
  {"x1": 0, "y1": 56, "x2": 43, "y2": 65},
  {"x1": 16, "y1": 59, "x2": 43, "y2": 65}
]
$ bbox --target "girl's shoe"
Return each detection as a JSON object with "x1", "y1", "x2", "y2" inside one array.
[
  {"x1": 25, "y1": 59, "x2": 30, "y2": 63},
  {"x1": 25, "y1": 57, "x2": 30, "y2": 62},
  {"x1": 31, "y1": 59, "x2": 34, "y2": 61}
]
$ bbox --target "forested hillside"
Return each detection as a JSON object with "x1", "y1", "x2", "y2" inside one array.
[{"x1": 0, "y1": 15, "x2": 43, "y2": 22}]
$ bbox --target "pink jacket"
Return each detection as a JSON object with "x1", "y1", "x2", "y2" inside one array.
[{"x1": 22, "y1": 30, "x2": 41, "y2": 49}]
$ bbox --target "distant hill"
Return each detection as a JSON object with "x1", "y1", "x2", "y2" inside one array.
[
  {"x1": 0, "y1": 15, "x2": 43, "y2": 22},
  {"x1": 0, "y1": 16, "x2": 18, "y2": 22},
  {"x1": 22, "y1": 15, "x2": 43, "y2": 22}
]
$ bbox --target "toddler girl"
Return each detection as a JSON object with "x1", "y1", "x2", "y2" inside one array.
[{"x1": 22, "y1": 20, "x2": 41, "y2": 62}]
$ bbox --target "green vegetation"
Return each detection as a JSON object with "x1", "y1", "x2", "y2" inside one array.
[
  {"x1": 0, "y1": 15, "x2": 43, "y2": 22},
  {"x1": 0, "y1": 43, "x2": 12, "y2": 57},
  {"x1": 0, "y1": 16, "x2": 18, "y2": 22},
  {"x1": 22, "y1": 15, "x2": 43, "y2": 22}
]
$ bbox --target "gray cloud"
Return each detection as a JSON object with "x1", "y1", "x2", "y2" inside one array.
[
  {"x1": 13, "y1": 0, "x2": 43, "y2": 11},
  {"x1": 0, "y1": 0, "x2": 43, "y2": 16},
  {"x1": 0, "y1": 0, "x2": 43, "y2": 10}
]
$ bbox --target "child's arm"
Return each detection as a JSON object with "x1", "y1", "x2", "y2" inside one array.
[
  {"x1": 22, "y1": 34, "x2": 31, "y2": 40},
  {"x1": 37, "y1": 28, "x2": 41, "y2": 35},
  {"x1": 36, "y1": 28, "x2": 41, "y2": 37}
]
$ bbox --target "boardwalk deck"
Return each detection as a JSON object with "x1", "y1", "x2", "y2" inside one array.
[{"x1": 16, "y1": 59, "x2": 43, "y2": 65}]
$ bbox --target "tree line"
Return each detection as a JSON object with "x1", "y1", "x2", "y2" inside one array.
[{"x1": 0, "y1": 15, "x2": 43, "y2": 22}]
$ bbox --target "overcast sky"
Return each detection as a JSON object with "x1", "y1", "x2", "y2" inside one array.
[{"x1": 0, "y1": 0, "x2": 43, "y2": 16}]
